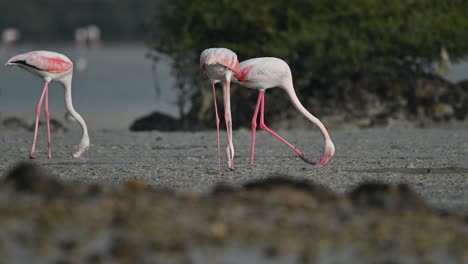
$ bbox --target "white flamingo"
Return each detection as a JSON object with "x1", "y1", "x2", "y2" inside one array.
[
  {"x1": 1, "y1": 28, "x2": 20, "y2": 55},
  {"x1": 232, "y1": 57, "x2": 335, "y2": 165},
  {"x1": 200, "y1": 48, "x2": 239, "y2": 170},
  {"x1": 6, "y1": 51, "x2": 90, "y2": 159},
  {"x1": 74, "y1": 25, "x2": 101, "y2": 72}
]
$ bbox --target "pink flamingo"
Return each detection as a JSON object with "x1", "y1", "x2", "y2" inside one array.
[
  {"x1": 232, "y1": 57, "x2": 335, "y2": 165},
  {"x1": 200, "y1": 48, "x2": 240, "y2": 170},
  {"x1": 5, "y1": 51, "x2": 90, "y2": 159}
]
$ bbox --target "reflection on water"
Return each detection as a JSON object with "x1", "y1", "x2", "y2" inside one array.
[{"x1": 0, "y1": 42, "x2": 178, "y2": 129}]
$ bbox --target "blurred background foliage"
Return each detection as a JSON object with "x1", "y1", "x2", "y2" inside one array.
[
  {"x1": 1, "y1": 0, "x2": 467, "y2": 129},
  {"x1": 0, "y1": 0, "x2": 153, "y2": 40},
  {"x1": 147, "y1": 0, "x2": 468, "y2": 129}
]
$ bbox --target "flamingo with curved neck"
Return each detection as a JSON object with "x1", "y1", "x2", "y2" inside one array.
[
  {"x1": 6, "y1": 50, "x2": 89, "y2": 159},
  {"x1": 200, "y1": 48, "x2": 239, "y2": 170},
  {"x1": 232, "y1": 57, "x2": 335, "y2": 165}
]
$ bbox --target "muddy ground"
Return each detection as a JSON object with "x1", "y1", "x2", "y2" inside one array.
[{"x1": 0, "y1": 128, "x2": 467, "y2": 263}]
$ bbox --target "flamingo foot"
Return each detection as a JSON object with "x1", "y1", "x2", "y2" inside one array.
[
  {"x1": 29, "y1": 154, "x2": 37, "y2": 159},
  {"x1": 316, "y1": 156, "x2": 331, "y2": 166},
  {"x1": 298, "y1": 153, "x2": 316, "y2": 165},
  {"x1": 228, "y1": 160, "x2": 235, "y2": 171}
]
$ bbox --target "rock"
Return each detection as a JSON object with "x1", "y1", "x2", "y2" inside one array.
[
  {"x1": 241, "y1": 176, "x2": 336, "y2": 202},
  {"x1": 129, "y1": 111, "x2": 182, "y2": 131},
  {"x1": 1, "y1": 117, "x2": 68, "y2": 132},
  {"x1": 408, "y1": 74, "x2": 467, "y2": 122},
  {"x1": 27, "y1": 119, "x2": 69, "y2": 133},
  {"x1": 1, "y1": 117, "x2": 29, "y2": 130},
  {"x1": 125, "y1": 179, "x2": 147, "y2": 192},
  {"x1": 348, "y1": 182, "x2": 427, "y2": 210},
  {"x1": 1, "y1": 161, "x2": 64, "y2": 198},
  {"x1": 453, "y1": 80, "x2": 468, "y2": 120}
]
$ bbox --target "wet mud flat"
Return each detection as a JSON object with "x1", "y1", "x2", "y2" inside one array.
[
  {"x1": 0, "y1": 162, "x2": 467, "y2": 263},
  {"x1": 1, "y1": 128, "x2": 467, "y2": 211},
  {"x1": 0, "y1": 128, "x2": 467, "y2": 262}
]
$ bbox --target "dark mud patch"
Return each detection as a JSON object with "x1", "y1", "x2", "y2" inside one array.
[{"x1": 1, "y1": 162, "x2": 467, "y2": 263}]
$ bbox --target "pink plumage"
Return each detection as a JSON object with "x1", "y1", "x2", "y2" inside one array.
[
  {"x1": 6, "y1": 50, "x2": 89, "y2": 159},
  {"x1": 232, "y1": 57, "x2": 335, "y2": 166},
  {"x1": 8, "y1": 51, "x2": 73, "y2": 73},
  {"x1": 200, "y1": 48, "x2": 239, "y2": 73},
  {"x1": 200, "y1": 48, "x2": 240, "y2": 171}
]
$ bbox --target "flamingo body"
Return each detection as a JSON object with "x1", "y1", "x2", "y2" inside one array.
[
  {"x1": 233, "y1": 57, "x2": 335, "y2": 165},
  {"x1": 6, "y1": 50, "x2": 90, "y2": 159},
  {"x1": 234, "y1": 57, "x2": 291, "y2": 89},
  {"x1": 8, "y1": 51, "x2": 73, "y2": 74},
  {"x1": 200, "y1": 48, "x2": 239, "y2": 170}
]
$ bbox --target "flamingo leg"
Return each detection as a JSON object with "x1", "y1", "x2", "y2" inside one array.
[
  {"x1": 212, "y1": 81, "x2": 221, "y2": 171},
  {"x1": 223, "y1": 72, "x2": 234, "y2": 171},
  {"x1": 250, "y1": 91, "x2": 264, "y2": 165},
  {"x1": 30, "y1": 81, "x2": 49, "y2": 159},
  {"x1": 44, "y1": 85, "x2": 51, "y2": 159},
  {"x1": 259, "y1": 91, "x2": 315, "y2": 164}
]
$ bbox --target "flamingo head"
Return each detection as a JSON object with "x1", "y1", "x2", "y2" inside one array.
[
  {"x1": 72, "y1": 135, "x2": 90, "y2": 158},
  {"x1": 317, "y1": 139, "x2": 335, "y2": 166},
  {"x1": 5, "y1": 53, "x2": 27, "y2": 66}
]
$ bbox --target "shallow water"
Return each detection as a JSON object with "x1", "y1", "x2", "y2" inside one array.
[{"x1": 0, "y1": 42, "x2": 178, "y2": 129}]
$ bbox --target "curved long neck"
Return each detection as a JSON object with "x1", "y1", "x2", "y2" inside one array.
[
  {"x1": 61, "y1": 74, "x2": 89, "y2": 138},
  {"x1": 282, "y1": 80, "x2": 331, "y2": 141}
]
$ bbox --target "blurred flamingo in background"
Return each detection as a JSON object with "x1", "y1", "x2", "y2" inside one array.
[
  {"x1": 74, "y1": 27, "x2": 89, "y2": 72},
  {"x1": 200, "y1": 48, "x2": 239, "y2": 171},
  {"x1": 74, "y1": 24, "x2": 101, "y2": 72},
  {"x1": 1, "y1": 28, "x2": 20, "y2": 55},
  {"x1": 232, "y1": 57, "x2": 335, "y2": 165},
  {"x1": 5, "y1": 51, "x2": 90, "y2": 159}
]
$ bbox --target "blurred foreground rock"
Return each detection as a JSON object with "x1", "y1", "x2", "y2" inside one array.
[{"x1": 0, "y1": 162, "x2": 467, "y2": 263}]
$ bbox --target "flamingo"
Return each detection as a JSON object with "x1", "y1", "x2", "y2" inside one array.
[
  {"x1": 200, "y1": 48, "x2": 240, "y2": 170},
  {"x1": 1, "y1": 28, "x2": 20, "y2": 55},
  {"x1": 232, "y1": 57, "x2": 335, "y2": 165},
  {"x1": 5, "y1": 51, "x2": 90, "y2": 159}
]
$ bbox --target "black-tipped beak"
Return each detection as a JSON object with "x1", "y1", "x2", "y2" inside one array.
[
  {"x1": 299, "y1": 154, "x2": 316, "y2": 165},
  {"x1": 5, "y1": 59, "x2": 16, "y2": 66}
]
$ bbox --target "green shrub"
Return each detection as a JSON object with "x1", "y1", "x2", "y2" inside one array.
[{"x1": 147, "y1": 0, "x2": 468, "y2": 127}]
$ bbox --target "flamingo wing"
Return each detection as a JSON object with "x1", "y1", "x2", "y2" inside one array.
[
  {"x1": 234, "y1": 57, "x2": 289, "y2": 89},
  {"x1": 7, "y1": 51, "x2": 73, "y2": 73}
]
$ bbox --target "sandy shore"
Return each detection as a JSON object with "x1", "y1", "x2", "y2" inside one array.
[{"x1": 1, "y1": 127, "x2": 467, "y2": 212}]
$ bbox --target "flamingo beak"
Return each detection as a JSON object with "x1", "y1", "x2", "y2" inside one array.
[
  {"x1": 5, "y1": 58, "x2": 16, "y2": 66},
  {"x1": 5, "y1": 54, "x2": 24, "y2": 66}
]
